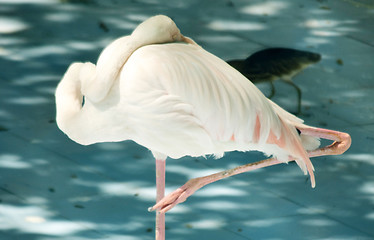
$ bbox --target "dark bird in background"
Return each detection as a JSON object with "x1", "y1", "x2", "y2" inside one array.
[{"x1": 227, "y1": 48, "x2": 321, "y2": 114}]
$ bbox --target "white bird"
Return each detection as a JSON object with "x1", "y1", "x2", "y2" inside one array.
[{"x1": 55, "y1": 15, "x2": 351, "y2": 240}]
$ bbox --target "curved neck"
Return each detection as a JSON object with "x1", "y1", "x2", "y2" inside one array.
[
  {"x1": 55, "y1": 63, "x2": 84, "y2": 137},
  {"x1": 84, "y1": 24, "x2": 193, "y2": 103},
  {"x1": 84, "y1": 35, "x2": 174, "y2": 102}
]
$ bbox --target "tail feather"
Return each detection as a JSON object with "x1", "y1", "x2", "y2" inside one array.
[
  {"x1": 267, "y1": 98, "x2": 319, "y2": 187},
  {"x1": 279, "y1": 118, "x2": 316, "y2": 188}
]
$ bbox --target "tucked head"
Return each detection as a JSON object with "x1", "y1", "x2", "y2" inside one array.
[{"x1": 131, "y1": 15, "x2": 184, "y2": 45}]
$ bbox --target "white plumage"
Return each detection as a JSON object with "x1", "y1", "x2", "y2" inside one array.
[
  {"x1": 55, "y1": 15, "x2": 353, "y2": 240},
  {"x1": 56, "y1": 38, "x2": 319, "y2": 179}
]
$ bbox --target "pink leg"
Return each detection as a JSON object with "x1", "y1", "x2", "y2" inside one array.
[
  {"x1": 149, "y1": 128, "x2": 351, "y2": 214},
  {"x1": 155, "y1": 159, "x2": 165, "y2": 240},
  {"x1": 150, "y1": 157, "x2": 282, "y2": 213}
]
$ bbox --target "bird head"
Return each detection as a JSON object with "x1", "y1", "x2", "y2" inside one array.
[{"x1": 131, "y1": 15, "x2": 184, "y2": 46}]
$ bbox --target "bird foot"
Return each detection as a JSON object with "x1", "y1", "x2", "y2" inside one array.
[{"x1": 149, "y1": 177, "x2": 205, "y2": 213}]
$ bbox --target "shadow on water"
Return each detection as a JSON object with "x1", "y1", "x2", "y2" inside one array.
[{"x1": 1, "y1": 0, "x2": 374, "y2": 239}]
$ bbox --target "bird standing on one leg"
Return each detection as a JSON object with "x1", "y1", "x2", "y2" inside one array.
[
  {"x1": 55, "y1": 15, "x2": 350, "y2": 240},
  {"x1": 227, "y1": 48, "x2": 321, "y2": 114}
]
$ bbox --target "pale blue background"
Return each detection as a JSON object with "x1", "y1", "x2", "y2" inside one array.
[{"x1": 0, "y1": 0, "x2": 373, "y2": 239}]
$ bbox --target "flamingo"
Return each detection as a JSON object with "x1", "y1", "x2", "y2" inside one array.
[
  {"x1": 227, "y1": 48, "x2": 322, "y2": 114},
  {"x1": 55, "y1": 15, "x2": 351, "y2": 240}
]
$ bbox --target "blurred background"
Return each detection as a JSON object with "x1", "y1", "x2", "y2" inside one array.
[{"x1": 0, "y1": 0, "x2": 373, "y2": 239}]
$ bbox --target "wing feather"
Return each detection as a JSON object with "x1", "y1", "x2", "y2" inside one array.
[{"x1": 121, "y1": 42, "x2": 316, "y2": 184}]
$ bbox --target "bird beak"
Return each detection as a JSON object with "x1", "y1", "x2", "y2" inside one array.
[{"x1": 180, "y1": 34, "x2": 198, "y2": 46}]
